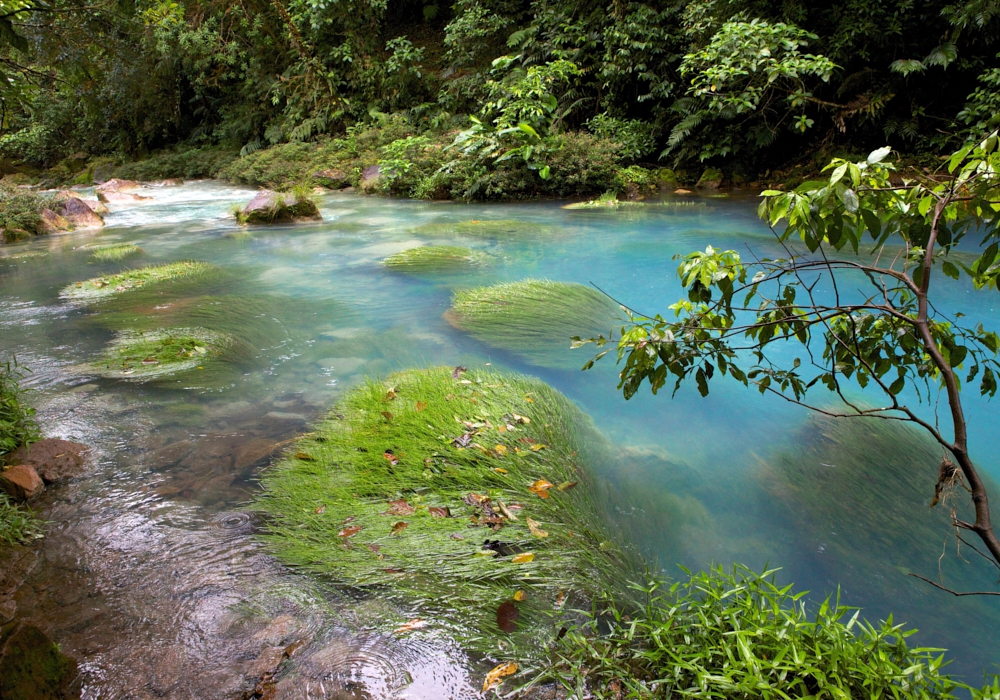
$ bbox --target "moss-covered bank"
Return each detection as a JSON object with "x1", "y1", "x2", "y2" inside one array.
[
  {"x1": 447, "y1": 279, "x2": 619, "y2": 367},
  {"x1": 254, "y1": 366, "x2": 638, "y2": 658}
]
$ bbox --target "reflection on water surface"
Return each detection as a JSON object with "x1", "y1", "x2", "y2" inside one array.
[{"x1": 2, "y1": 181, "x2": 999, "y2": 697}]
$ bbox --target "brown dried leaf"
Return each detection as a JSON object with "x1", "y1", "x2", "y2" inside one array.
[
  {"x1": 295, "y1": 452, "x2": 316, "y2": 461},
  {"x1": 338, "y1": 525, "x2": 362, "y2": 538},
  {"x1": 482, "y1": 661, "x2": 518, "y2": 693},
  {"x1": 511, "y1": 413, "x2": 530, "y2": 424},
  {"x1": 382, "y1": 450, "x2": 399, "y2": 465},
  {"x1": 528, "y1": 479, "x2": 554, "y2": 499},
  {"x1": 449, "y1": 533, "x2": 465, "y2": 540},
  {"x1": 496, "y1": 601, "x2": 519, "y2": 633},
  {"x1": 526, "y1": 517, "x2": 549, "y2": 538},
  {"x1": 428, "y1": 506, "x2": 450, "y2": 518},
  {"x1": 415, "y1": 401, "x2": 427, "y2": 412},
  {"x1": 314, "y1": 505, "x2": 326, "y2": 514},
  {"x1": 452, "y1": 366, "x2": 467, "y2": 378},
  {"x1": 386, "y1": 499, "x2": 415, "y2": 515},
  {"x1": 390, "y1": 521, "x2": 409, "y2": 535},
  {"x1": 385, "y1": 389, "x2": 398, "y2": 401},
  {"x1": 381, "y1": 411, "x2": 394, "y2": 421}
]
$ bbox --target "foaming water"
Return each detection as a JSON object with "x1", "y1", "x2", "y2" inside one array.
[{"x1": 2, "y1": 183, "x2": 999, "y2": 696}]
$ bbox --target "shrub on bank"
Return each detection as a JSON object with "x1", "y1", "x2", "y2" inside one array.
[
  {"x1": 0, "y1": 359, "x2": 42, "y2": 545},
  {"x1": 0, "y1": 184, "x2": 52, "y2": 240},
  {"x1": 112, "y1": 148, "x2": 237, "y2": 182},
  {"x1": 534, "y1": 565, "x2": 986, "y2": 699}
]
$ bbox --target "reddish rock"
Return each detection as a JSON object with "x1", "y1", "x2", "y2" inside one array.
[
  {"x1": 95, "y1": 178, "x2": 141, "y2": 193},
  {"x1": 82, "y1": 198, "x2": 110, "y2": 215},
  {"x1": 54, "y1": 196, "x2": 104, "y2": 229},
  {"x1": 6, "y1": 438, "x2": 90, "y2": 484},
  {"x1": 38, "y1": 208, "x2": 71, "y2": 233},
  {"x1": 0, "y1": 465, "x2": 44, "y2": 500},
  {"x1": 97, "y1": 190, "x2": 152, "y2": 204},
  {"x1": 313, "y1": 168, "x2": 348, "y2": 188},
  {"x1": 147, "y1": 178, "x2": 183, "y2": 187}
]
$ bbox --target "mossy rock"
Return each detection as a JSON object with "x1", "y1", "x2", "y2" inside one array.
[
  {"x1": 447, "y1": 279, "x2": 619, "y2": 367},
  {"x1": 85, "y1": 243, "x2": 141, "y2": 262},
  {"x1": 412, "y1": 219, "x2": 553, "y2": 238},
  {"x1": 236, "y1": 190, "x2": 322, "y2": 225},
  {"x1": 88, "y1": 327, "x2": 237, "y2": 380},
  {"x1": 696, "y1": 167, "x2": 724, "y2": 189},
  {"x1": 0, "y1": 623, "x2": 79, "y2": 700},
  {"x1": 254, "y1": 366, "x2": 638, "y2": 658},
  {"x1": 59, "y1": 261, "x2": 213, "y2": 302},
  {"x1": 382, "y1": 245, "x2": 488, "y2": 274}
]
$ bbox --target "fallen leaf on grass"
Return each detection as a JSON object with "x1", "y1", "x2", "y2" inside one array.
[
  {"x1": 428, "y1": 507, "x2": 450, "y2": 518},
  {"x1": 385, "y1": 389, "x2": 398, "y2": 401},
  {"x1": 395, "y1": 619, "x2": 426, "y2": 634},
  {"x1": 511, "y1": 552, "x2": 535, "y2": 564},
  {"x1": 366, "y1": 543, "x2": 381, "y2": 553},
  {"x1": 450, "y1": 533, "x2": 465, "y2": 540},
  {"x1": 415, "y1": 401, "x2": 427, "y2": 412},
  {"x1": 557, "y1": 481, "x2": 578, "y2": 491},
  {"x1": 511, "y1": 414, "x2": 530, "y2": 424},
  {"x1": 383, "y1": 450, "x2": 399, "y2": 465},
  {"x1": 381, "y1": 411, "x2": 394, "y2": 421},
  {"x1": 529, "y1": 443, "x2": 548, "y2": 452},
  {"x1": 452, "y1": 366, "x2": 467, "y2": 378},
  {"x1": 493, "y1": 467, "x2": 508, "y2": 474},
  {"x1": 483, "y1": 661, "x2": 518, "y2": 693},
  {"x1": 555, "y1": 590, "x2": 565, "y2": 608},
  {"x1": 386, "y1": 499, "x2": 415, "y2": 515},
  {"x1": 497, "y1": 601, "x2": 519, "y2": 633},
  {"x1": 526, "y1": 517, "x2": 548, "y2": 538},
  {"x1": 295, "y1": 452, "x2": 316, "y2": 461},
  {"x1": 496, "y1": 501, "x2": 517, "y2": 521},
  {"x1": 513, "y1": 590, "x2": 527, "y2": 602},
  {"x1": 390, "y1": 521, "x2": 409, "y2": 535},
  {"x1": 494, "y1": 444, "x2": 508, "y2": 456},
  {"x1": 523, "y1": 395, "x2": 534, "y2": 403},
  {"x1": 141, "y1": 357, "x2": 159, "y2": 365},
  {"x1": 314, "y1": 505, "x2": 326, "y2": 514},
  {"x1": 338, "y1": 525, "x2": 362, "y2": 538},
  {"x1": 528, "y1": 479, "x2": 553, "y2": 499}
]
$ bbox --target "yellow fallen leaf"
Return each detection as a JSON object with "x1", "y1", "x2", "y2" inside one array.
[
  {"x1": 494, "y1": 444, "x2": 508, "y2": 456},
  {"x1": 526, "y1": 517, "x2": 549, "y2": 538},
  {"x1": 511, "y1": 552, "x2": 534, "y2": 564},
  {"x1": 529, "y1": 443, "x2": 548, "y2": 451},
  {"x1": 482, "y1": 661, "x2": 518, "y2": 693},
  {"x1": 493, "y1": 467, "x2": 508, "y2": 474},
  {"x1": 395, "y1": 618, "x2": 426, "y2": 634},
  {"x1": 513, "y1": 590, "x2": 527, "y2": 602},
  {"x1": 523, "y1": 395, "x2": 534, "y2": 403},
  {"x1": 528, "y1": 479, "x2": 553, "y2": 499},
  {"x1": 497, "y1": 424, "x2": 507, "y2": 433},
  {"x1": 511, "y1": 413, "x2": 530, "y2": 424}
]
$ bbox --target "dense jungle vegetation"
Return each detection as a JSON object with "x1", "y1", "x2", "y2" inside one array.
[{"x1": 0, "y1": 0, "x2": 999, "y2": 197}]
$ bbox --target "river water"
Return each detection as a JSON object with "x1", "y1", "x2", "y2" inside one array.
[{"x1": 2, "y1": 182, "x2": 999, "y2": 698}]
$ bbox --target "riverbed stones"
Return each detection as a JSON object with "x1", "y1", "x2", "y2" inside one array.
[
  {"x1": 0, "y1": 464, "x2": 44, "y2": 501},
  {"x1": 5, "y1": 439, "x2": 91, "y2": 484},
  {"x1": 0, "y1": 623, "x2": 80, "y2": 700},
  {"x1": 313, "y1": 168, "x2": 348, "y2": 188},
  {"x1": 95, "y1": 178, "x2": 141, "y2": 193},
  {"x1": 97, "y1": 190, "x2": 152, "y2": 204}
]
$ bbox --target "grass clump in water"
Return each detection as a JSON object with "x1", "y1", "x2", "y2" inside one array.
[
  {"x1": 89, "y1": 327, "x2": 236, "y2": 380},
  {"x1": 562, "y1": 191, "x2": 707, "y2": 210},
  {"x1": 413, "y1": 219, "x2": 553, "y2": 239},
  {"x1": 447, "y1": 279, "x2": 619, "y2": 367},
  {"x1": 535, "y1": 564, "x2": 977, "y2": 699},
  {"x1": 255, "y1": 366, "x2": 638, "y2": 657},
  {"x1": 87, "y1": 243, "x2": 142, "y2": 262},
  {"x1": 382, "y1": 246, "x2": 488, "y2": 274},
  {"x1": 59, "y1": 260, "x2": 214, "y2": 302}
]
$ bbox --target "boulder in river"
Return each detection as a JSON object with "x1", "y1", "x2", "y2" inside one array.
[
  {"x1": 147, "y1": 178, "x2": 183, "y2": 187},
  {"x1": 5, "y1": 439, "x2": 91, "y2": 484},
  {"x1": 97, "y1": 190, "x2": 152, "y2": 204},
  {"x1": 696, "y1": 167, "x2": 723, "y2": 189},
  {"x1": 0, "y1": 622, "x2": 80, "y2": 700},
  {"x1": 238, "y1": 190, "x2": 321, "y2": 225},
  {"x1": 38, "y1": 208, "x2": 72, "y2": 233},
  {"x1": 53, "y1": 195, "x2": 104, "y2": 229},
  {"x1": 0, "y1": 464, "x2": 44, "y2": 501},
  {"x1": 95, "y1": 178, "x2": 141, "y2": 193},
  {"x1": 312, "y1": 169, "x2": 348, "y2": 188},
  {"x1": 359, "y1": 164, "x2": 382, "y2": 193}
]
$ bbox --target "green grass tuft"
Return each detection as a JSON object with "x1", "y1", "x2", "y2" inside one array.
[
  {"x1": 59, "y1": 261, "x2": 214, "y2": 302},
  {"x1": 254, "y1": 366, "x2": 639, "y2": 658},
  {"x1": 0, "y1": 493, "x2": 44, "y2": 545},
  {"x1": 88, "y1": 327, "x2": 237, "y2": 380},
  {"x1": 87, "y1": 243, "x2": 142, "y2": 262},
  {"x1": 448, "y1": 279, "x2": 619, "y2": 367},
  {"x1": 382, "y1": 245, "x2": 488, "y2": 273}
]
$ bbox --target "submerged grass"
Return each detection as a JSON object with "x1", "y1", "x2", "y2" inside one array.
[
  {"x1": 382, "y1": 245, "x2": 488, "y2": 274},
  {"x1": 255, "y1": 366, "x2": 640, "y2": 659},
  {"x1": 562, "y1": 192, "x2": 708, "y2": 210},
  {"x1": 412, "y1": 219, "x2": 554, "y2": 239},
  {"x1": 60, "y1": 261, "x2": 214, "y2": 302},
  {"x1": 88, "y1": 327, "x2": 239, "y2": 380},
  {"x1": 87, "y1": 243, "x2": 142, "y2": 262},
  {"x1": 448, "y1": 279, "x2": 619, "y2": 367}
]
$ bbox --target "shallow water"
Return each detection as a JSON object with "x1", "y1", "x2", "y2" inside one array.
[{"x1": 2, "y1": 182, "x2": 999, "y2": 697}]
